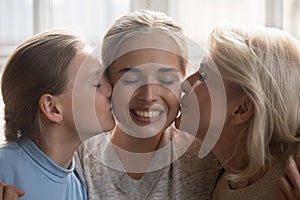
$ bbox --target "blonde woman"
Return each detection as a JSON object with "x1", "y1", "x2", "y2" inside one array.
[{"x1": 177, "y1": 24, "x2": 300, "y2": 199}]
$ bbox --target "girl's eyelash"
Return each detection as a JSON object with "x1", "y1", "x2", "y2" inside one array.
[{"x1": 94, "y1": 83, "x2": 101, "y2": 88}]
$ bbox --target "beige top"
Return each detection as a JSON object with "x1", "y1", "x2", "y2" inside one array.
[
  {"x1": 212, "y1": 146, "x2": 294, "y2": 200},
  {"x1": 75, "y1": 126, "x2": 221, "y2": 200}
]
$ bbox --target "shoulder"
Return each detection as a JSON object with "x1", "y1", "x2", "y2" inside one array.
[
  {"x1": 0, "y1": 141, "x2": 22, "y2": 159},
  {"x1": 0, "y1": 141, "x2": 25, "y2": 181},
  {"x1": 76, "y1": 133, "x2": 109, "y2": 158},
  {"x1": 75, "y1": 132, "x2": 113, "y2": 176},
  {"x1": 169, "y1": 129, "x2": 221, "y2": 199}
]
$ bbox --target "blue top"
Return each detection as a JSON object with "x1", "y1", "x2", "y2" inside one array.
[{"x1": 0, "y1": 136, "x2": 87, "y2": 200}]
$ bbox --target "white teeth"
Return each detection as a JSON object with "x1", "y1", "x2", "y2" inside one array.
[{"x1": 135, "y1": 110, "x2": 160, "y2": 118}]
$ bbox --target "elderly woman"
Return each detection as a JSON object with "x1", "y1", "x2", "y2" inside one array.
[{"x1": 177, "y1": 24, "x2": 300, "y2": 199}]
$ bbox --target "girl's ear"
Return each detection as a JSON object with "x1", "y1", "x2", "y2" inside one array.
[
  {"x1": 39, "y1": 94, "x2": 62, "y2": 124},
  {"x1": 231, "y1": 96, "x2": 254, "y2": 125}
]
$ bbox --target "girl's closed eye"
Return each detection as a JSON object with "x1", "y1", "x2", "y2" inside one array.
[{"x1": 94, "y1": 83, "x2": 101, "y2": 88}]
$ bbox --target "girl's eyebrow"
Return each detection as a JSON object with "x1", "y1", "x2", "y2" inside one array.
[
  {"x1": 89, "y1": 68, "x2": 103, "y2": 80},
  {"x1": 90, "y1": 68, "x2": 100, "y2": 76}
]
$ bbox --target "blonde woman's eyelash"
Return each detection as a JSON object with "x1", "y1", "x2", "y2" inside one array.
[
  {"x1": 198, "y1": 72, "x2": 207, "y2": 81},
  {"x1": 198, "y1": 61, "x2": 208, "y2": 81}
]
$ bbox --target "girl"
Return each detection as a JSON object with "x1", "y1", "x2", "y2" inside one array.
[{"x1": 0, "y1": 30, "x2": 115, "y2": 200}]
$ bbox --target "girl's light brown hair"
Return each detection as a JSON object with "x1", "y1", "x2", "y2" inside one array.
[{"x1": 1, "y1": 30, "x2": 86, "y2": 142}]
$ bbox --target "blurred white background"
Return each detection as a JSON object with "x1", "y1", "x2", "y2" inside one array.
[{"x1": 1, "y1": 0, "x2": 299, "y2": 143}]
